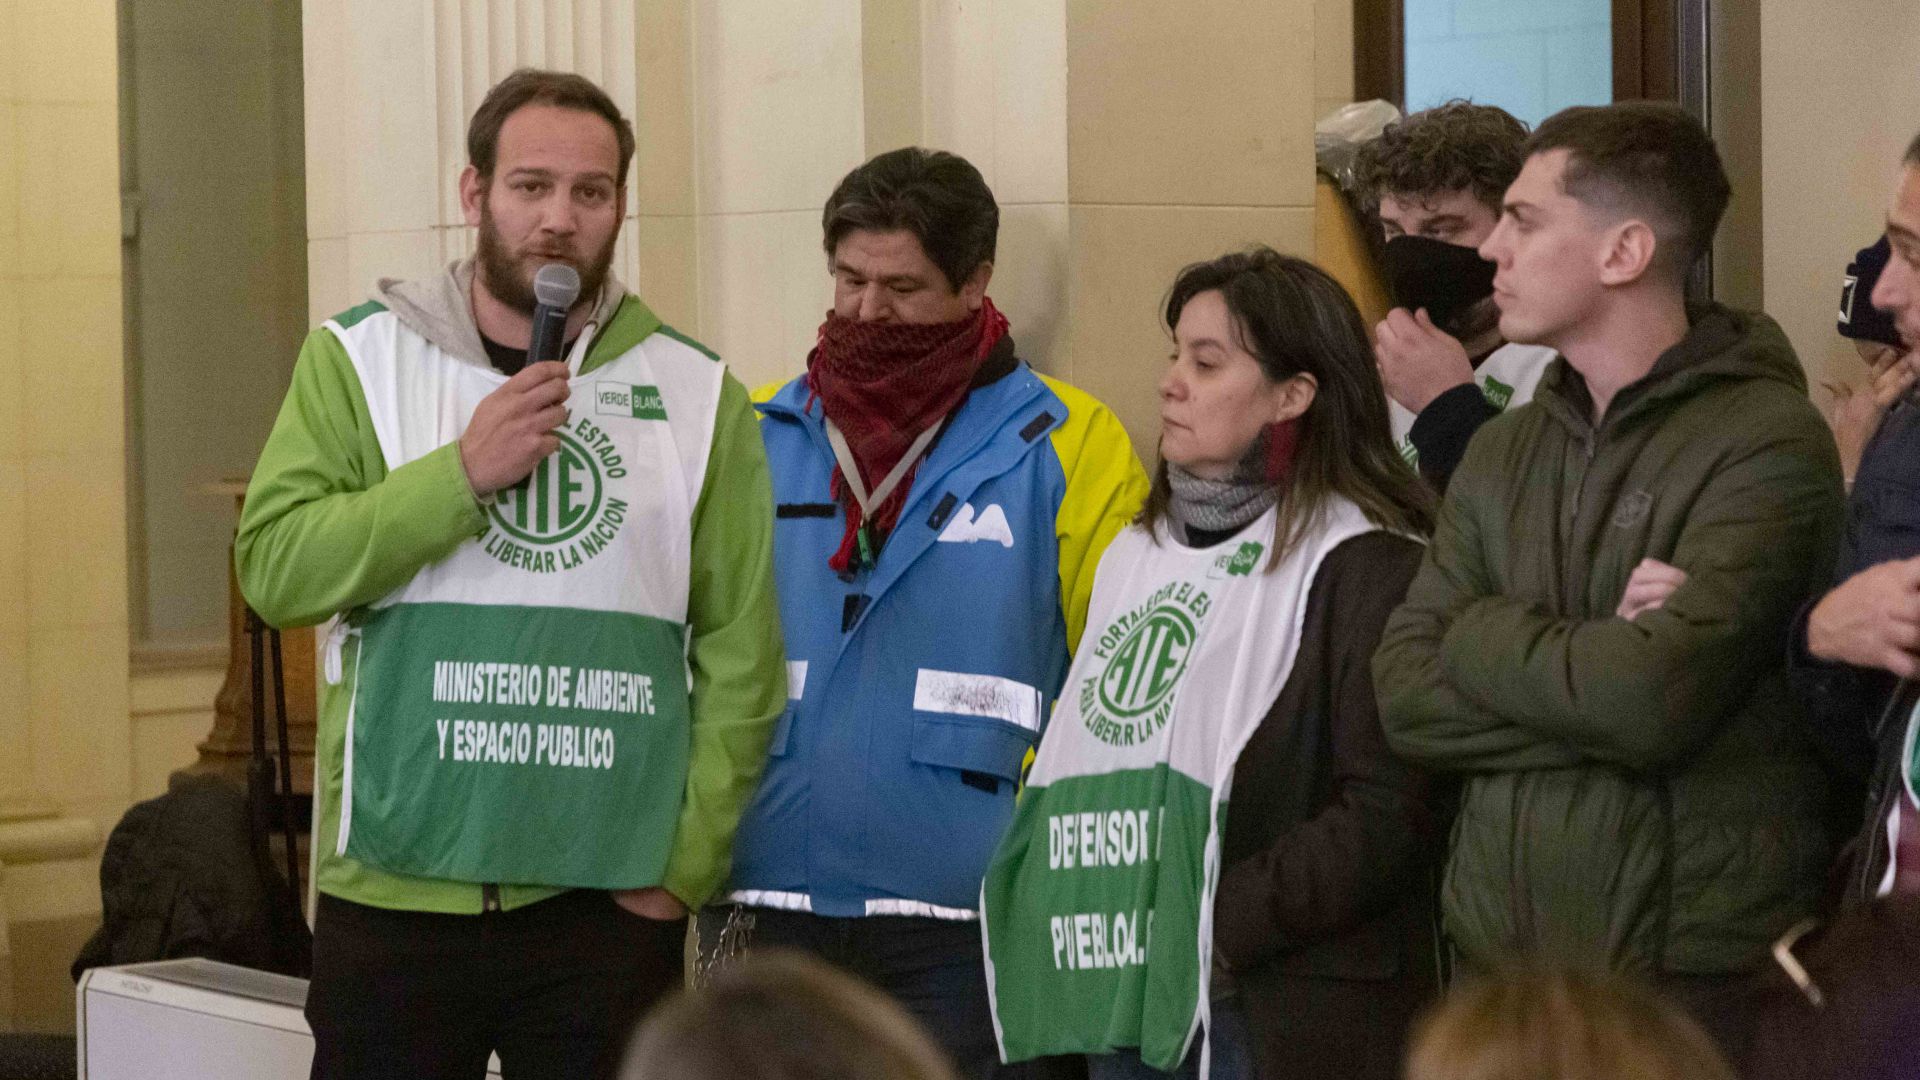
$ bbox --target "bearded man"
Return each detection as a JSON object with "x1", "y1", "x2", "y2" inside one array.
[
  {"x1": 713, "y1": 146, "x2": 1148, "y2": 1078},
  {"x1": 237, "y1": 69, "x2": 786, "y2": 1080}
]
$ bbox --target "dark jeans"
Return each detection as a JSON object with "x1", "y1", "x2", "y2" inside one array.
[
  {"x1": 709, "y1": 907, "x2": 1006, "y2": 1079},
  {"x1": 307, "y1": 890, "x2": 685, "y2": 1080}
]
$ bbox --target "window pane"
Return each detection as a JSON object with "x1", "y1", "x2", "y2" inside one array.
[{"x1": 1403, "y1": 0, "x2": 1612, "y2": 127}]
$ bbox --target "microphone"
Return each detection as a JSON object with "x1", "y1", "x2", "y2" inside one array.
[{"x1": 527, "y1": 263, "x2": 582, "y2": 366}]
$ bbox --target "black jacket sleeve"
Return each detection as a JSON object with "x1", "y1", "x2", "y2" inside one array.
[
  {"x1": 1785, "y1": 601, "x2": 1888, "y2": 786},
  {"x1": 1408, "y1": 383, "x2": 1498, "y2": 492},
  {"x1": 1212, "y1": 534, "x2": 1439, "y2": 969},
  {"x1": 1786, "y1": 404, "x2": 1919, "y2": 786}
]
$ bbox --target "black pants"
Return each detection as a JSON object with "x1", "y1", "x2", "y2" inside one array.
[
  {"x1": 307, "y1": 890, "x2": 685, "y2": 1080},
  {"x1": 713, "y1": 908, "x2": 1003, "y2": 1078}
]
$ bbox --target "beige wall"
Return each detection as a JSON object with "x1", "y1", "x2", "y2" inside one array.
[
  {"x1": 0, "y1": 0, "x2": 218, "y2": 1035},
  {"x1": 0, "y1": 0, "x2": 130, "y2": 1033},
  {"x1": 683, "y1": 0, "x2": 863, "y2": 391},
  {"x1": 1761, "y1": 2, "x2": 1920, "y2": 395},
  {"x1": 858, "y1": 0, "x2": 1071, "y2": 376},
  {"x1": 1315, "y1": 0, "x2": 1354, "y2": 122},
  {"x1": 1064, "y1": 0, "x2": 1318, "y2": 453},
  {"x1": 0, "y1": 0, "x2": 131, "y2": 823}
]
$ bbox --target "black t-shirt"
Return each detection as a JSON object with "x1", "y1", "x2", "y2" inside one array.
[{"x1": 480, "y1": 332, "x2": 578, "y2": 376}]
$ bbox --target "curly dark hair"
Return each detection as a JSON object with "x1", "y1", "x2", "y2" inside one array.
[{"x1": 1356, "y1": 100, "x2": 1529, "y2": 213}]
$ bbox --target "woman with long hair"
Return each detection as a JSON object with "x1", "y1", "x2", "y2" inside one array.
[{"x1": 982, "y1": 246, "x2": 1445, "y2": 1079}]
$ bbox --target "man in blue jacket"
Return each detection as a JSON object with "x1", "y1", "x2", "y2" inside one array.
[{"x1": 716, "y1": 147, "x2": 1148, "y2": 1076}]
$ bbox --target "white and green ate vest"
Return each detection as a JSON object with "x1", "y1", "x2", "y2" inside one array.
[
  {"x1": 982, "y1": 498, "x2": 1379, "y2": 1072},
  {"x1": 326, "y1": 307, "x2": 721, "y2": 889},
  {"x1": 1389, "y1": 342, "x2": 1556, "y2": 468}
]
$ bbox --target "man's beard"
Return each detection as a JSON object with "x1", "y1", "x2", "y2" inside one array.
[{"x1": 474, "y1": 197, "x2": 617, "y2": 315}]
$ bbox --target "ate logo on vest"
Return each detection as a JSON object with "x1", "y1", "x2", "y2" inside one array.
[
  {"x1": 482, "y1": 418, "x2": 631, "y2": 573},
  {"x1": 1078, "y1": 580, "x2": 1214, "y2": 747}
]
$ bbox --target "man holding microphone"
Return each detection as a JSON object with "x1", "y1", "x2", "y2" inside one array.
[{"x1": 237, "y1": 69, "x2": 784, "y2": 1079}]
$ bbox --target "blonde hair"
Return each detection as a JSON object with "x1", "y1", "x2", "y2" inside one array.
[
  {"x1": 620, "y1": 950, "x2": 960, "y2": 1080},
  {"x1": 1404, "y1": 968, "x2": 1735, "y2": 1080}
]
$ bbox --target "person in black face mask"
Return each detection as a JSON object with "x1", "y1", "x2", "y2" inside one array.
[
  {"x1": 1823, "y1": 235, "x2": 1918, "y2": 487},
  {"x1": 1356, "y1": 101, "x2": 1558, "y2": 490}
]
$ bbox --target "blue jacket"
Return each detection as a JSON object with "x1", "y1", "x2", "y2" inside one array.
[{"x1": 729, "y1": 358, "x2": 1147, "y2": 916}]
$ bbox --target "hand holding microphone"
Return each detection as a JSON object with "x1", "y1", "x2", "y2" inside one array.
[{"x1": 460, "y1": 264, "x2": 581, "y2": 498}]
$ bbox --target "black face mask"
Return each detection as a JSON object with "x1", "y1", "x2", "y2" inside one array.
[{"x1": 1381, "y1": 234, "x2": 1498, "y2": 331}]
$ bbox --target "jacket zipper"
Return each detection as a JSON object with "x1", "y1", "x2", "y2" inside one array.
[
  {"x1": 1574, "y1": 431, "x2": 1597, "y2": 506},
  {"x1": 1567, "y1": 430, "x2": 1597, "y2": 539},
  {"x1": 1511, "y1": 778, "x2": 1534, "y2": 947},
  {"x1": 1862, "y1": 783, "x2": 1895, "y2": 901},
  {"x1": 483, "y1": 883, "x2": 502, "y2": 913},
  {"x1": 1654, "y1": 778, "x2": 1675, "y2": 967}
]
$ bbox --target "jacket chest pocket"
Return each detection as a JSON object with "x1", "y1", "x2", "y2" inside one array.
[
  {"x1": 906, "y1": 668, "x2": 1044, "y2": 794},
  {"x1": 910, "y1": 714, "x2": 1035, "y2": 793}
]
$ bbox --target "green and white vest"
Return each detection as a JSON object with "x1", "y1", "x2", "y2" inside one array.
[
  {"x1": 982, "y1": 498, "x2": 1379, "y2": 1072},
  {"x1": 324, "y1": 307, "x2": 721, "y2": 890},
  {"x1": 1390, "y1": 342, "x2": 1556, "y2": 468}
]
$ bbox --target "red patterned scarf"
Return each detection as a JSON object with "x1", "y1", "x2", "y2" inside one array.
[{"x1": 806, "y1": 297, "x2": 1010, "y2": 575}]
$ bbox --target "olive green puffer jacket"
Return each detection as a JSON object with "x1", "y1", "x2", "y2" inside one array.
[{"x1": 1374, "y1": 304, "x2": 1844, "y2": 975}]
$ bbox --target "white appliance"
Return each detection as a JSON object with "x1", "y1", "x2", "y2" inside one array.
[{"x1": 76, "y1": 958, "x2": 502, "y2": 1078}]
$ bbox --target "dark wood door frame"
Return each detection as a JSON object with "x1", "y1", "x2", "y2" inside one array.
[
  {"x1": 1614, "y1": 0, "x2": 1678, "y2": 101},
  {"x1": 1353, "y1": 0, "x2": 1403, "y2": 111},
  {"x1": 1352, "y1": 0, "x2": 1681, "y2": 108}
]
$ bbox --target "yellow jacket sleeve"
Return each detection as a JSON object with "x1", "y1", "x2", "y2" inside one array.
[{"x1": 1040, "y1": 376, "x2": 1150, "y2": 655}]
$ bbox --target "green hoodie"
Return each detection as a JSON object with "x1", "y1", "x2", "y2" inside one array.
[
  {"x1": 1374, "y1": 304, "x2": 1844, "y2": 975},
  {"x1": 235, "y1": 262, "x2": 785, "y2": 914}
]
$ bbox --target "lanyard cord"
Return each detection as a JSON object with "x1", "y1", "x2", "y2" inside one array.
[{"x1": 823, "y1": 418, "x2": 943, "y2": 517}]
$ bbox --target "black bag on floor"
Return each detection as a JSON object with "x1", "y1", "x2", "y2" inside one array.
[{"x1": 71, "y1": 772, "x2": 311, "y2": 979}]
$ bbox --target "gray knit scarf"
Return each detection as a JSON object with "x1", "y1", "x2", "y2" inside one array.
[{"x1": 1166, "y1": 441, "x2": 1278, "y2": 537}]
